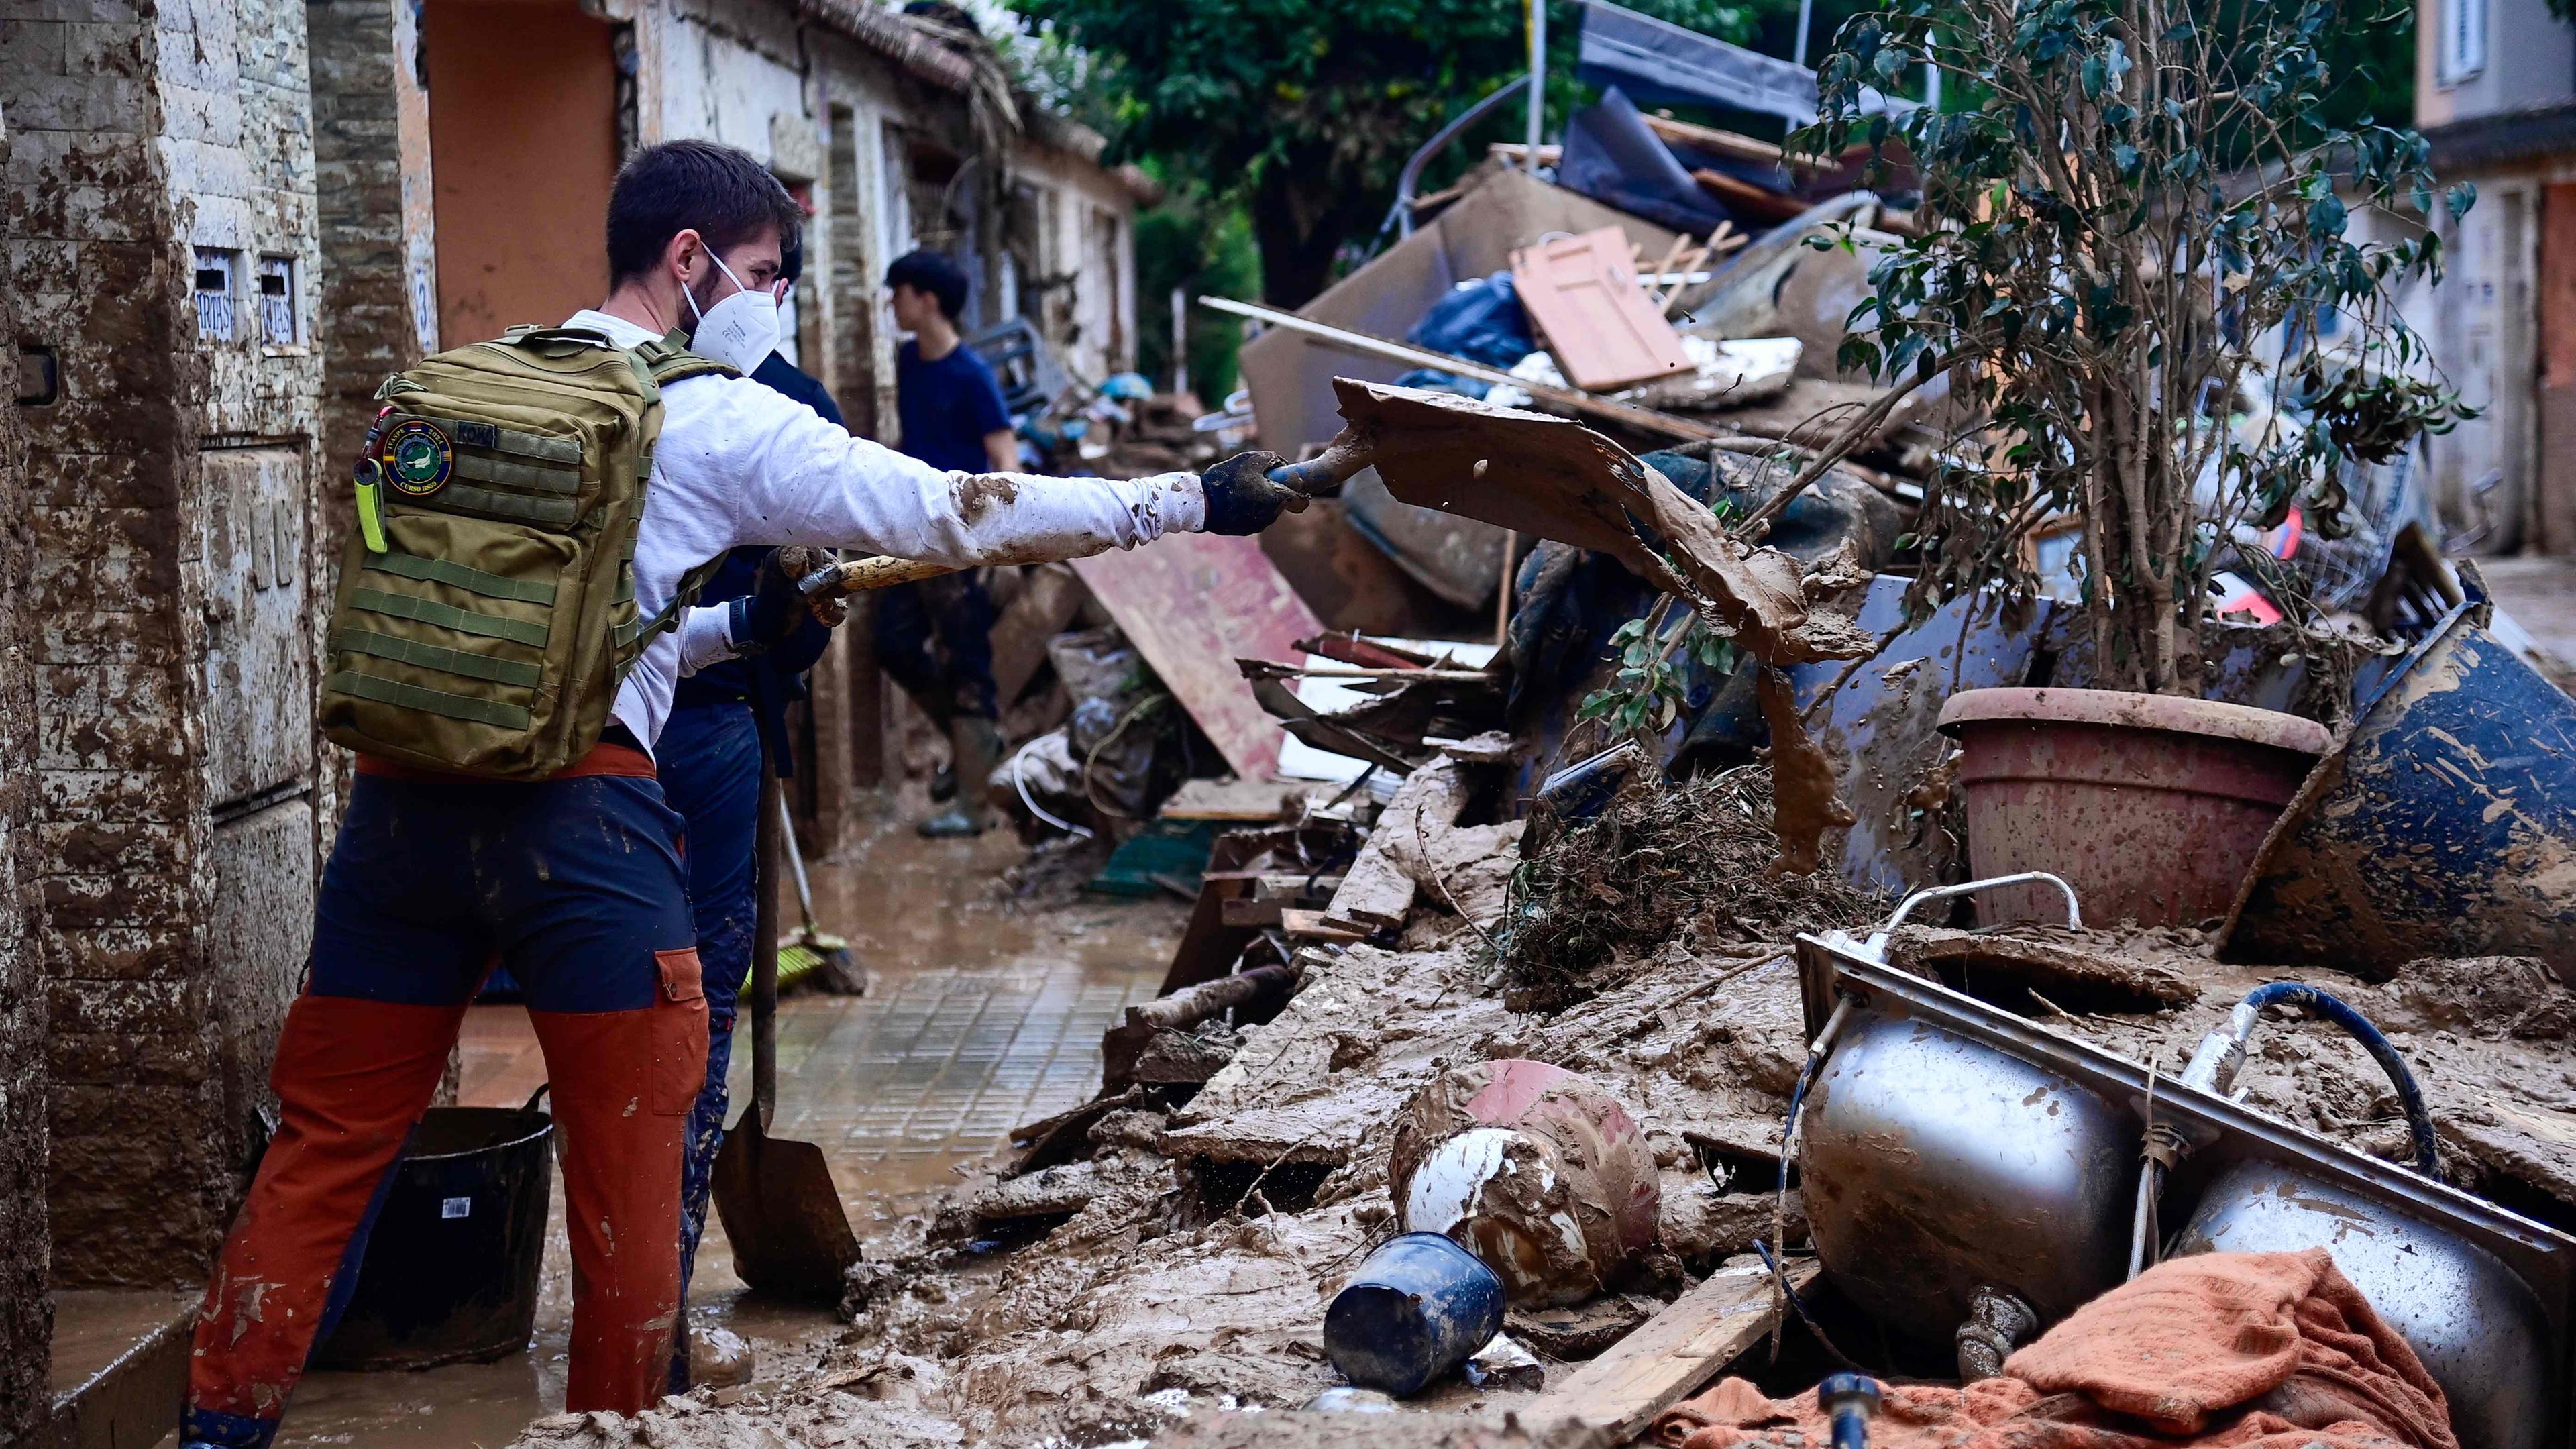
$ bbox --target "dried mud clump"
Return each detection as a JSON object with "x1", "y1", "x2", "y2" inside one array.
[{"x1": 1499, "y1": 765, "x2": 1886, "y2": 1013}]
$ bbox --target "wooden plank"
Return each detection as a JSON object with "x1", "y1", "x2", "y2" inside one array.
[
  {"x1": 1159, "y1": 776, "x2": 1318, "y2": 823},
  {"x1": 1199, "y1": 295, "x2": 1725, "y2": 445},
  {"x1": 1280, "y1": 908, "x2": 1367, "y2": 943},
  {"x1": 1523, "y1": 1254, "x2": 1813, "y2": 1440},
  {"x1": 989, "y1": 561, "x2": 1085, "y2": 706},
  {"x1": 1509, "y1": 226, "x2": 1697, "y2": 391},
  {"x1": 1070, "y1": 533, "x2": 1323, "y2": 782},
  {"x1": 1320, "y1": 758, "x2": 1470, "y2": 932}
]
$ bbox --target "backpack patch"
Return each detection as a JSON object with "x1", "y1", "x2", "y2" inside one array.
[{"x1": 382, "y1": 418, "x2": 455, "y2": 497}]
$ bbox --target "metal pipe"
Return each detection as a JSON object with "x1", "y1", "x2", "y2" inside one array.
[
  {"x1": 1383, "y1": 76, "x2": 1532, "y2": 241},
  {"x1": 1860, "y1": 872, "x2": 2083, "y2": 957},
  {"x1": 1526, "y1": 0, "x2": 1547, "y2": 169}
]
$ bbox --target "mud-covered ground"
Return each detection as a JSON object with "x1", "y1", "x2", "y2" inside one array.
[{"x1": 508, "y1": 769, "x2": 2576, "y2": 1449}]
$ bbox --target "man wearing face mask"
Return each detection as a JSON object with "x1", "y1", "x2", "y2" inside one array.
[
  {"x1": 178, "y1": 138, "x2": 1301, "y2": 1449},
  {"x1": 658, "y1": 228, "x2": 845, "y2": 1391}
]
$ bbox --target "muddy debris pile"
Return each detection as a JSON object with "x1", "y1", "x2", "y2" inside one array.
[
  {"x1": 511, "y1": 735, "x2": 2576, "y2": 1449},
  {"x1": 1499, "y1": 763, "x2": 1887, "y2": 1013}
]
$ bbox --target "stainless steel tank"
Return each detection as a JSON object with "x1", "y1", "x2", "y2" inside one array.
[
  {"x1": 2174, "y1": 1158, "x2": 2553, "y2": 1449},
  {"x1": 1802, "y1": 1006, "x2": 2137, "y2": 1330}
]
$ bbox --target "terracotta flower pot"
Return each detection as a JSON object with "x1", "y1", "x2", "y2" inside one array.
[{"x1": 1936, "y1": 688, "x2": 2332, "y2": 927}]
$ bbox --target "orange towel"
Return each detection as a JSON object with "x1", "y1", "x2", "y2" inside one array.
[{"x1": 1655, "y1": 1251, "x2": 2455, "y2": 1449}]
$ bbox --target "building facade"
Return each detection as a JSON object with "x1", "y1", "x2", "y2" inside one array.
[
  {"x1": 1, "y1": 0, "x2": 1144, "y2": 1428},
  {"x1": 2412, "y1": 0, "x2": 2576, "y2": 553}
]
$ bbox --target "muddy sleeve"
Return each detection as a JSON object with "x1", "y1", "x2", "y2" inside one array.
[{"x1": 711, "y1": 376, "x2": 1206, "y2": 563}]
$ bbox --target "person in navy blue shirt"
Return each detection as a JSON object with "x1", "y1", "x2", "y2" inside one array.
[
  {"x1": 659, "y1": 234, "x2": 843, "y2": 1387},
  {"x1": 878, "y1": 248, "x2": 1014, "y2": 835}
]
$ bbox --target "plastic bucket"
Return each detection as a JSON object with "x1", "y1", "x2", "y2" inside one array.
[
  {"x1": 1323, "y1": 1232, "x2": 1505, "y2": 1397},
  {"x1": 2222, "y1": 593, "x2": 2576, "y2": 981},
  {"x1": 311, "y1": 1104, "x2": 553, "y2": 1370}
]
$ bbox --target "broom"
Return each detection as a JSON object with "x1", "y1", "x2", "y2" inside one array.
[{"x1": 772, "y1": 792, "x2": 867, "y2": 994}]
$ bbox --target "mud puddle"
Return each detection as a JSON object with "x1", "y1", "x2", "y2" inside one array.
[{"x1": 258, "y1": 811, "x2": 1186, "y2": 1449}]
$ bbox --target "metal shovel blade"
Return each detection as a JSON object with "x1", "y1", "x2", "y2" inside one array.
[
  {"x1": 711, "y1": 1114, "x2": 859, "y2": 1299},
  {"x1": 710, "y1": 767, "x2": 860, "y2": 1302}
]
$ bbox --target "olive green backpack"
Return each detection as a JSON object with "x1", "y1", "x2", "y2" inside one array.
[{"x1": 319, "y1": 325, "x2": 733, "y2": 778}]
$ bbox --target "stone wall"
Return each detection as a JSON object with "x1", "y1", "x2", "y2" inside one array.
[
  {"x1": 0, "y1": 97, "x2": 57, "y2": 1449},
  {"x1": 3, "y1": 0, "x2": 323, "y2": 1288}
]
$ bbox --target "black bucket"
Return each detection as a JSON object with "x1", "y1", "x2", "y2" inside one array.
[{"x1": 311, "y1": 1101, "x2": 553, "y2": 1370}]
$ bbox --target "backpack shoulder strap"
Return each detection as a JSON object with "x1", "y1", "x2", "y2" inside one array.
[{"x1": 633, "y1": 329, "x2": 741, "y2": 387}]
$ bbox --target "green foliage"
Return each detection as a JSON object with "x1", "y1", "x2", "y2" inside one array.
[
  {"x1": 1133, "y1": 171, "x2": 1262, "y2": 400},
  {"x1": 1578, "y1": 613, "x2": 1739, "y2": 739},
  {"x1": 1004, "y1": 0, "x2": 1789, "y2": 304},
  {"x1": 1797, "y1": 0, "x2": 2470, "y2": 694}
]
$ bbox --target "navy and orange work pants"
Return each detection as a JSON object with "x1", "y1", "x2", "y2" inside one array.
[{"x1": 181, "y1": 743, "x2": 707, "y2": 1448}]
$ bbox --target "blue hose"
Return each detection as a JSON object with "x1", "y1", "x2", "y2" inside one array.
[{"x1": 2237, "y1": 982, "x2": 2438, "y2": 1175}]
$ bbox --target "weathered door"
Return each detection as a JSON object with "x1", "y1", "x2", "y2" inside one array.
[{"x1": 1509, "y1": 226, "x2": 1695, "y2": 391}]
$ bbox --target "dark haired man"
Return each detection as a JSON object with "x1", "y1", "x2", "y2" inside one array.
[
  {"x1": 659, "y1": 229, "x2": 845, "y2": 1391},
  {"x1": 877, "y1": 247, "x2": 1012, "y2": 835},
  {"x1": 179, "y1": 138, "x2": 1295, "y2": 1448}
]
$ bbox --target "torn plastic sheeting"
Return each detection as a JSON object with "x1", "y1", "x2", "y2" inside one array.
[{"x1": 1558, "y1": 87, "x2": 1733, "y2": 237}]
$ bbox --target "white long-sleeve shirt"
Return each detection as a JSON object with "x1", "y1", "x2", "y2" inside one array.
[{"x1": 561, "y1": 311, "x2": 1206, "y2": 749}]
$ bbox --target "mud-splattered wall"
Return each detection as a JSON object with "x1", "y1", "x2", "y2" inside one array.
[
  {"x1": 2, "y1": 0, "x2": 325, "y2": 1287},
  {"x1": 0, "y1": 99, "x2": 57, "y2": 1448}
]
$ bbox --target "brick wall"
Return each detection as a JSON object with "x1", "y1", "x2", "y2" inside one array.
[
  {"x1": 3, "y1": 0, "x2": 323, "y2": 1287},
  {"x1": 309, "y1": 0, "x2": 433, "y2": 490},
  {"x1": 0, "y1": 98, "x2": 57, "y2": 1448}
]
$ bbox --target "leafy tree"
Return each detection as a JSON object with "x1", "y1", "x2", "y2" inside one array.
[
  {"x1": 1006, "y1": 0, "x2": 1780, "y2": 306},
  {"x1": 1134, "y1": 172, "x2": 1263, "y2": 400},
  {"x1": 1799, "y1": 0, "x2": 2469, "y2": 695}
]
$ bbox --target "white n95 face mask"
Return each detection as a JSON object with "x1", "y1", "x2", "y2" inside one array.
[{"x1": 684, "y1": 252, "x2": 781, "y2": 374}]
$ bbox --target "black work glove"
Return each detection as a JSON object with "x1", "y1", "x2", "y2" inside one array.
[
  {"x1": 773, "y1": 545, "x2": 849, "y2": 628},
  {"x1": 1199, "y1": 450, "x2": 1304, "y2": 536},
  {"x1": 728, "y1": 551, "x2": 810, "y2": 655}
]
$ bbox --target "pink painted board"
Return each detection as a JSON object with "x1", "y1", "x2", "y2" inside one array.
[
  {"x1": 1069, "y1": 533, "x2": 1324, "y2": 780},
  {"x1": 1510, "y1": 225, "x2": 1696, "y2": 390}
]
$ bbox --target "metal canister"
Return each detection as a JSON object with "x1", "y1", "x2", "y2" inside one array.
[
  {"x1": 1801, "y1": 1007, "x2": 2135, "y2": 1330},
  {"x1": 2172, "y1": 1158, "x2": 2553, "y2": 1449},
  {"x1": 1323, "y1": 1232, "x2": 1507, "y2": 1398}
]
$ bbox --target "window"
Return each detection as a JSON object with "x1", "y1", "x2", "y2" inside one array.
[
  {"x1": 258, "y1": 256, "x2": 297, "y2": 345},
  {"x1": 193, "y1": 248, "x2": 239, "y2": 341},
  {"x1": 2440, "y1": 0, "x2": 2488, "y2": 85}
]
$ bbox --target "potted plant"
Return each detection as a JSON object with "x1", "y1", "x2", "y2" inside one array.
[{"x1": 1795, "y1": 0, "x2": 2475, "y2": 924}]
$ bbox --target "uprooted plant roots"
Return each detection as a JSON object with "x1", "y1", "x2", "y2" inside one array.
[{"x1": 1499, "y1": 763, "x2": 1888, "y2": 1013}]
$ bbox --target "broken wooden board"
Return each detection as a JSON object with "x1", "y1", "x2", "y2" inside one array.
[
  {"x1": 1510, "y1": 226, "x2": 1697, "y2": 391},
  {"x1": 1071, "y1": 533, "x2": 1323, "y2": 781},
  {"x1": 1280, "y1": 908, "x2": 1368, "y2": 943},
  {"x1": 1884, "y1": 925, "x2": 2203, "y2": 1012},
  {"x1": 1521, "y1": 1253, "x2": 1813, "y2": 1440},
  {"x1": 1322, "y1": 758, "x2": 1472, "y2": 932},
  {"x1": 1330, "y1": 379, "x2": 1874, "y2": 667},
  {"x1": 1159, "y1": 776, "x2": 1328, "y2": 824},
  {"x1": 989, "y1": 561, "x2": 1086, "y2": 706}
]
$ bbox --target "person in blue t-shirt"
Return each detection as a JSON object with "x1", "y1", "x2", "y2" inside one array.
[{"x1": 878, "y1": 248, "x2": 1013, "y2": 836}]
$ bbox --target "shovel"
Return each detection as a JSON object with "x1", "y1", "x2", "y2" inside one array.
[{"x1": 711, "y1": 763, "x2": 861, "y2": 1301}]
